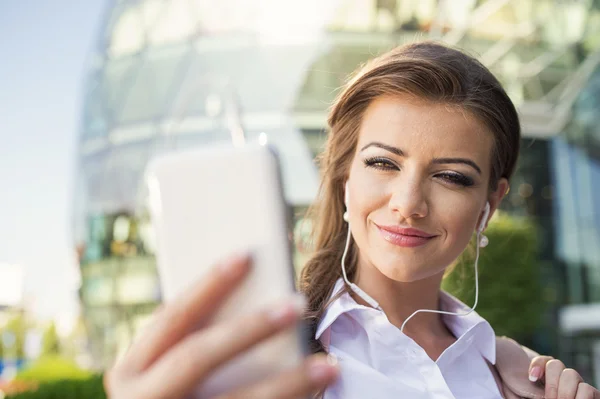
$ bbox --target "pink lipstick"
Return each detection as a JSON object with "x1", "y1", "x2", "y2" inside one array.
[{"x1": 376, "y1": 224, "x2": 437, "y2": 248}]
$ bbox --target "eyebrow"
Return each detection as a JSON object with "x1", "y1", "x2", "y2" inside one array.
[
  {"x1": 360, "y1": 141, "x2": 482, "y2": 174},
  {"x1": 432, "y1": 158, "x2": 481, "y2": 174},
  {"x1": 360, "y1": 142, "x2": 404, "y2": 157}
]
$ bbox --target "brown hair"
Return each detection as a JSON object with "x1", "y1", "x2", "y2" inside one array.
[{"x1": 298, "y1": 41, "x2": 521, "y2": 353}]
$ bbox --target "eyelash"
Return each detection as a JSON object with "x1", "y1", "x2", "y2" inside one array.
[
  {"x1": 362, "y1": 157, "x2": 475, "y2": 187},
  {"x1": 363, "y1": 157, "x2": 398, "y2": 171}
]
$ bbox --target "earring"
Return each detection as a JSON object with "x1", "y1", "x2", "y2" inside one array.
[
  {"x1": 343, "y1": 211, "x2": 349, "y2": 222},
  {"x1": 479, "y1": 234, "x2": 489, "y2": 248}
]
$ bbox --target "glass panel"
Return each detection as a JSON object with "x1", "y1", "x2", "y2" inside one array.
[
  {"x1": 80, "y1": 141, "x2": 153, "y2": 215},
  {"x1": 84, "y1": 214, "x2": 109, "y2": 263},
  {"x1": 139, "y1": 0, "x2": 164, "y2": 32},
  {"x1": 148, "y1": 0, "x2": 196, "y2": 45},
  {"x1": 80, "y1": 151, "x2": 111, "y2": 214},
  {"x1": 118, "y1": 45, "x2": 191, "y2": 124},
  {"x1": 295, "y1": 46, "x2": 388, "y2": 111},
  {"x1": 327, "y1": 0, "x2": 375, "y2": 32},
  {"x1": 81, "y1": 257, "x2": 117, "y2": 306},
  {"x1": 104, "y1": 55, "x2": 141, "y2": 122},
  {"x1": 116, "y1": 273, "x2": 159, "y2": 304},
  {"x1": 100, "y1": 141, "x2": 153, "y2": 214},
  {"x1": 191, "y1": 0, "x2": 342, "y2": 34},
  {"x1": 82, "y1": 78, "x2": 109, "y2": 139},
  {"x1": 583, "y1": 10, "x2": 600, "y2": 51},
  {"x1": 108, "y1": 4, "x2": 145, "y2": 58}
]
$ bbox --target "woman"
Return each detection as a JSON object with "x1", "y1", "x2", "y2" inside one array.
[{"x1": 105, "y1": 42, "x2": 599, "y2": 399}]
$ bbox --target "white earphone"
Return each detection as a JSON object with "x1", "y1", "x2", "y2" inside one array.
[
  {"x1": 341, "y1": 181, "x2": 491, "y2": 333},
  {"x1": 341, "y1": 183, "x2": 381, "y2": 310},
  {"x1": 478, "y1": 202, "x2": 490, "y2": 247},
  {"x1": 478, "y1": 202, "x2": 490, "y2": 233},
  {"x1": 343, "y1": 187, "x2": 350, "y2": 222}
]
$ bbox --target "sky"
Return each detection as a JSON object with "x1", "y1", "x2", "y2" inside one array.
[{"x1": 0, "y1": 0, "x2": 107, "y2": 322}]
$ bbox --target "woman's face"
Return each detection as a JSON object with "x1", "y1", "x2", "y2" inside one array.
[{"x1": 346, "y1": 95, "x2": 507, "y2": 283}]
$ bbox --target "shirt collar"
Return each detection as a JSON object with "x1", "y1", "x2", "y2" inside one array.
[
  {"x1": 315, "y1": 278, "x2": 366, "y2": 339},
  {"x1": 316, "y1": 278, "x2": 496, "y2": 363}
]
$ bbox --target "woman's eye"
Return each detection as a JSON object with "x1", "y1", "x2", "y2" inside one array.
[
  {"x1": 437, "y1": 172, "x2": 474, "y2": 187},
  {"x1": 363, "y1": 157, "x2": 398, "y2": 171}
]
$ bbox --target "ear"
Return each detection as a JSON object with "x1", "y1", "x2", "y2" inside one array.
[{"x1": 484, "y1": 178, "x2": 510, "y2": 230}]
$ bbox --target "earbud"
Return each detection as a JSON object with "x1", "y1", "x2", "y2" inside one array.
[
  {"x1": 478, "y1": 202, "x2": 490, "y2": 248},
  {"x1": 478, "y1": 202, "x2": 490, "y2": 233},
  {"x1": 479, "y1": 234, "x2": 489, "y2": 248},
  {"x1": 343, "y1": 182, "x2": 350, "y2": 222}
]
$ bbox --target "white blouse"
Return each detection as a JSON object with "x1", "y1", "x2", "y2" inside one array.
[{"x1": 316, "y1": 279, "x2": 503, "y2": 399}]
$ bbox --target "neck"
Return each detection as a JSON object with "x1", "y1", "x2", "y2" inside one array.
[{"x1": 352, "y1": 260, "x2": 450, "y2": 339}]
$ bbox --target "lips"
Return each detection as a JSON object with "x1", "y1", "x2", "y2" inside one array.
[{"x1": 375, "y1": 224, "x2": 437, "y2": 248}]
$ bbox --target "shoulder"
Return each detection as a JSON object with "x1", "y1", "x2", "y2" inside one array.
[{"x1": 495, "y1": 336, "x2": 539, "y2": 361}]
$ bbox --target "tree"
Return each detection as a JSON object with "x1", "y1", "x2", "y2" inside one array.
[
  {"x1": 0, "y1": 313, "x2": 28, "y2": 359},
  {"x1": 41, "y1": 322, "x2": 60, "y2": 357}
]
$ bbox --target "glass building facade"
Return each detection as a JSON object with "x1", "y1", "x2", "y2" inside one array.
[
  {"x1": 75, "y1": 0, "x2": 600, "y2": 371},
  {"x1": 552, "y1": 65, "x2": 600, "y2": 384}
]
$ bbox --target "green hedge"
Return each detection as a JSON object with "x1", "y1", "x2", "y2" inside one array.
[
  {"x1": 442, "y1": 211, "x2": 544, "y2": 341},
  {"x1": 5, "y1": 374, "x2": 105, "y2": 399},
  {"x1": 3, "y1": 356, "x2": 104, "y2": 399},
  {"x1": 14, "y1": 356, "x2": 93, "y2": 383}
]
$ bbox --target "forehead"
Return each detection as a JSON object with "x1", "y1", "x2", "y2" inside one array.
[{"x1": 358, "y1": 96, "x2": 494, "y2": 161}]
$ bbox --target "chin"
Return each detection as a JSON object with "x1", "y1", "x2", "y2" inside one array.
[{"x1": 372, "y1": 255, "x2": 442, "y2": 283}]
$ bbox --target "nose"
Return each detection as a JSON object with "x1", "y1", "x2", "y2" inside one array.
[{"x1": 388, "y1": 174, "x2": 429, "y2": 220}]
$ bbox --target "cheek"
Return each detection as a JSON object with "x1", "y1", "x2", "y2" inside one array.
[
  {"x1": 354, "y1": 190, "x2": 387, "y2": 221},
  {"x1": 348, "y1": 163, "x2": 388, "y2": 216},
  {"x1": 437, "y1": 198, "x2": 480, "y2": 246}
]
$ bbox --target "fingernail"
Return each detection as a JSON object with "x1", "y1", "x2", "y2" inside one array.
[
  {"x1": 308, "y1": 358, "x2": 337, "y2": 384},
  {"x1": 266, "y1": 295, "x2": 306, "y2": 326},
  {"x1": 529, "y1": 366, "x2": 542, "y2": 382}
]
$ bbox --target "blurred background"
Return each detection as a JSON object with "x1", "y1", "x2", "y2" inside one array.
[{"x1": 1, "y1": 0, "x2": 600, "y2": 396}]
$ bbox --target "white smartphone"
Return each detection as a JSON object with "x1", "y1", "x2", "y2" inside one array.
[{"x1": 145, "y1": 143, "x2": 307, "y2": 398}]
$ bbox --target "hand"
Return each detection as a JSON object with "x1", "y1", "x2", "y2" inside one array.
[
  {"x1": 104, "y1": 254, "x2": 339, "y2": 399},
  {"x1": 529, "y1": 356, "x2": 599, "y2": 399}
]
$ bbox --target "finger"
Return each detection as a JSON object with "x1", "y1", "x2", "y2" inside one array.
[
  {"x1": 529, "y1": 355, "x2": 553, "y2": 382},
  {"x1": 216, "y1": 354, "x2": 339, "y2": 399},
  {"x1": 103, "y1": 369, "x2": 114, "y2": 398},
  {"x1": 557, "y1": 368, "x2": 582, "y2": 399},
  {"x1": 575, "y1": 383, "x2": 600, "y2": 399},
  {"x1": 140, "y1": 295, "x2": 306, "y2": 399},
  {"x1": 545, "y1": 359, "x2": 566, "y2": 399},
  {"x1": 122, "y1": 253, "x2": 252, "y2": 373}
]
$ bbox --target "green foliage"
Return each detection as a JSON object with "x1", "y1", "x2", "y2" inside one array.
[
  {"x1": 442, "y1": 211, "x2": 544, "y2": 341},
  {"x1": 5, "y1": 374, "x2": 106, "y2": 399},
  {"x1": 0, "y1": 314, "x2": 28, "y2": 359},
  {"x1": 14, "y1": 356, "x2": 92, "y2": 383},
  {"x1": 40, "y1": 323, "x2": 60, "y2": 357}
]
